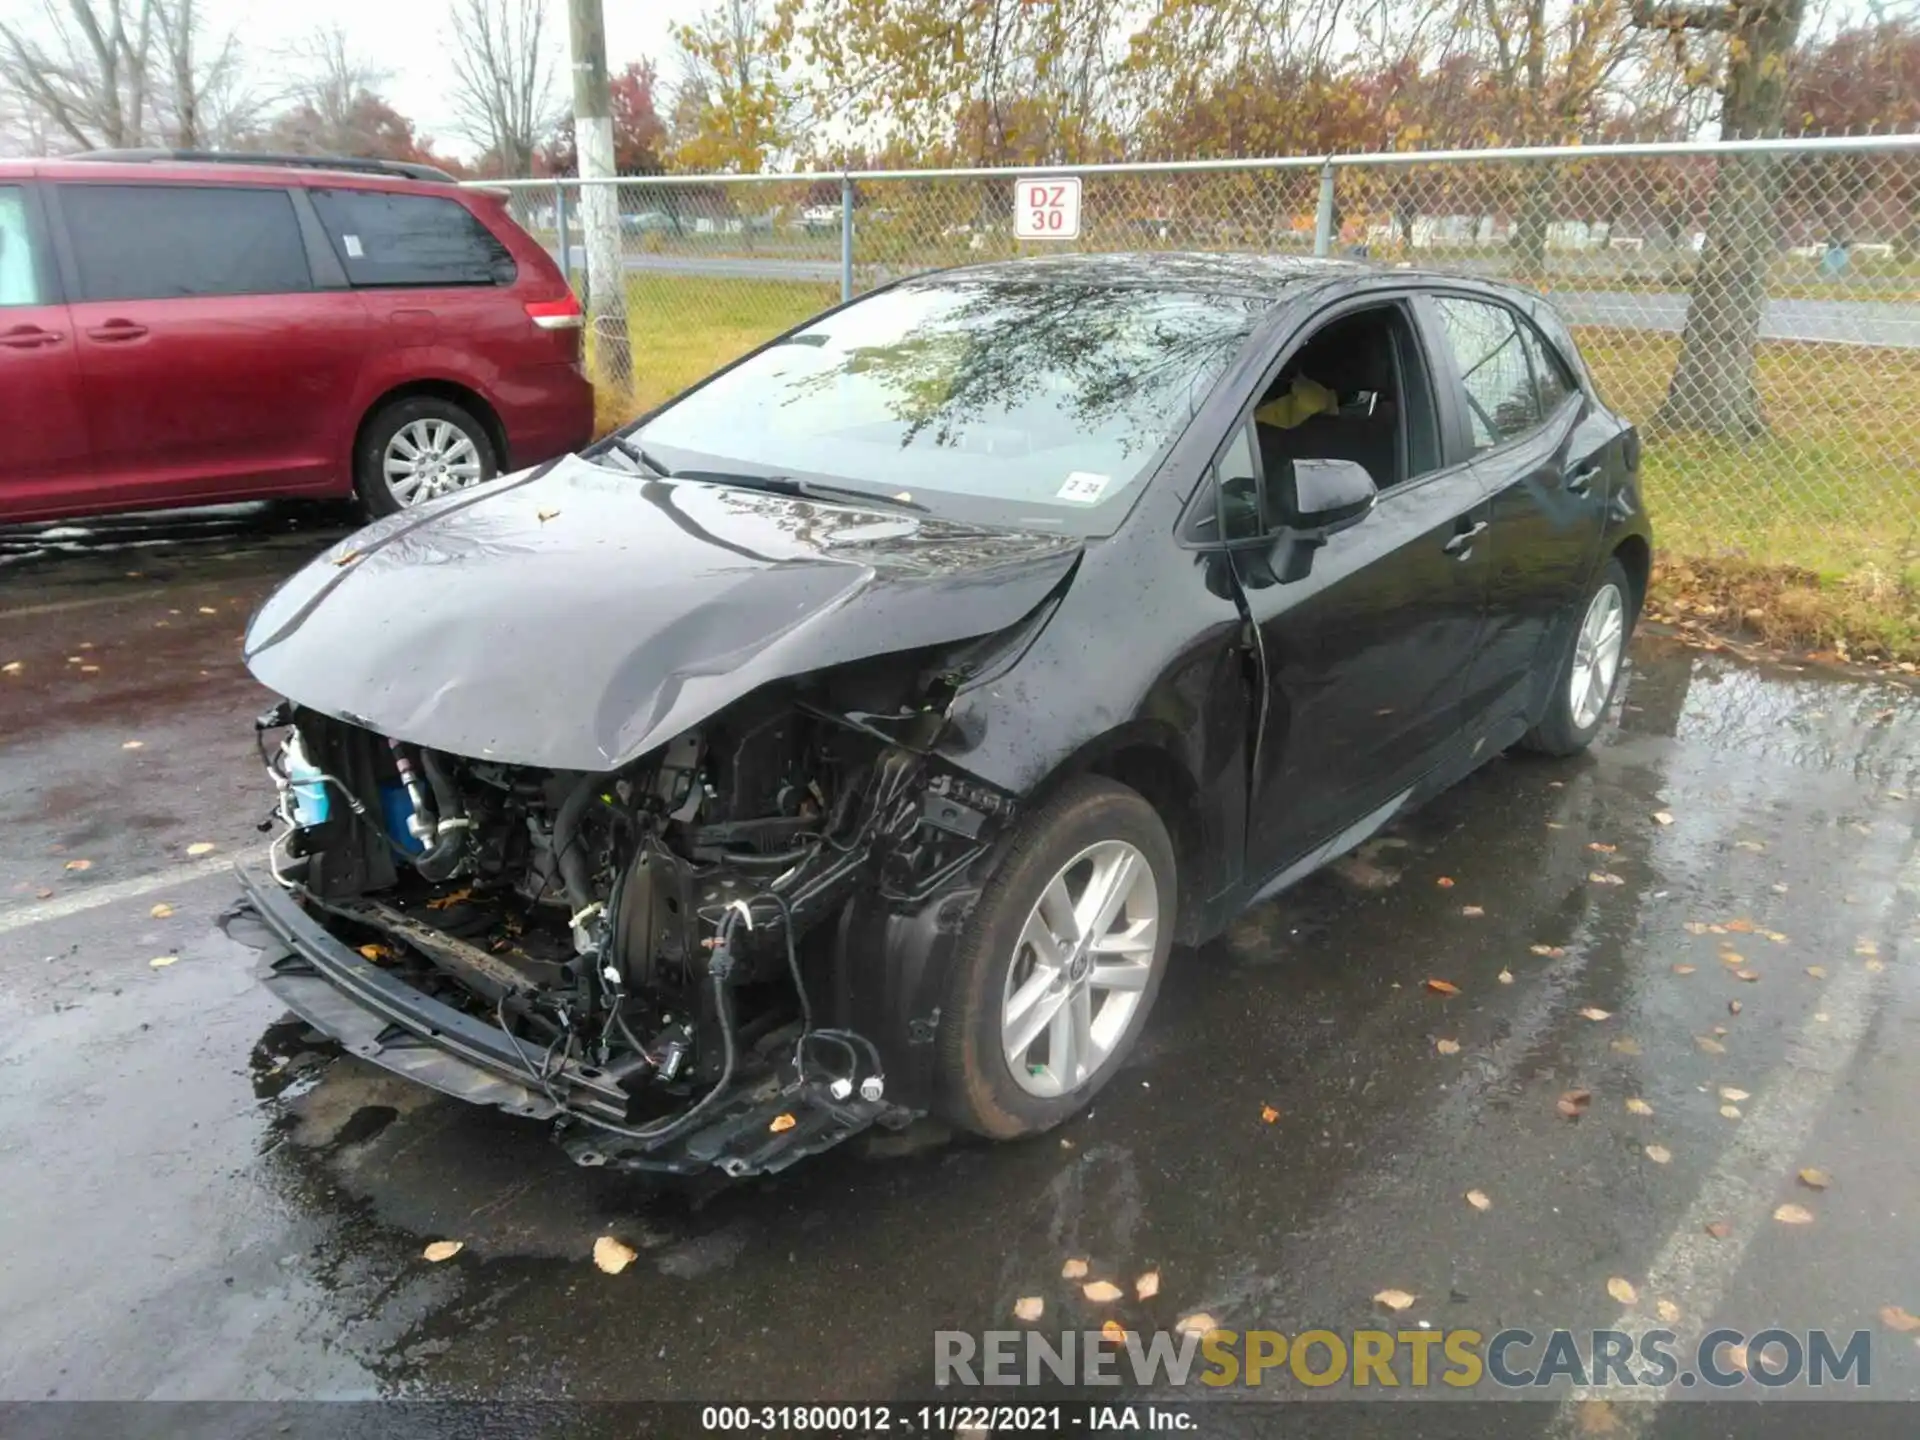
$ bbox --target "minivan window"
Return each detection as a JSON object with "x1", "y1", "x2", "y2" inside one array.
[
  {"x1": 0, "y1": 187, "x2": 43, "y2": 306},
  {"x1": 310, "y1": 190, "x2": 515, "y2": 288},
  {"x1": 61, "y1": 184, "x2": 311, "y2": 302},
  {"x1": 1433, "y1": 296, "x2": 1539, "y2": 451}
]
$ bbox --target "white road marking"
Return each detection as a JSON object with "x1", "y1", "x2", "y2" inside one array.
[
  {"x1": 0, "y1": 855, "x2": 244, "y2": 937},
  {"x1": 1548, "y1": 842, "x2": 1915, "y2": 1433}
]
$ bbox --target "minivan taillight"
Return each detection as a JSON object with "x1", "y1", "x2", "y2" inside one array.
[{"x1": 525, "y1": 296, "x2": 584, "y2": 330}]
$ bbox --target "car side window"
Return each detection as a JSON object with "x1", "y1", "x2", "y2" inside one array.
[
  {"x1": 1433, "y1": 296, "x2": 1539, "y2": 451},
  {"x1": 0, "y1": 186, "x2": 43, "y2": 306},
  {"x1": 60, "y1": 184, "x2": 311, "y2": 302},
  {"x1": 309, "y1": 190, "x2": 516, "y2": 288},
  {"x1": 1216, "y1": 422, "x2": 1265, "y2": 542},
  {"x1": 1518, "y1": 320, "x2": 1576, "y2": 416}
]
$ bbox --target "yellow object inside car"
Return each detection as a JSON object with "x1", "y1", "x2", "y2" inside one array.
[{"x1": 1254, "y1": 374, "x2": 1337, "y2": 430}]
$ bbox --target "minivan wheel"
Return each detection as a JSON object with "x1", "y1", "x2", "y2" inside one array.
[
  {"x1": 936, "y1": 776, "x2": 1176, "y2": 1139},
  {"x1": 1519, "y1": 556, "x2": 1635, "y2": 757},
  {"x1": 356, "y1": 397, "x2": 498, "y2": 516}
]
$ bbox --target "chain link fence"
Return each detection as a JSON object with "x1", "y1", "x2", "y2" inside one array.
[{"x1": 495, "y1": 136, "x2": 1920, "y2": 585}]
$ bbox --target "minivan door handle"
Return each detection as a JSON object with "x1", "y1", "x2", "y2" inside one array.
[
  {"x1": 0, "y1": 325, "x2": 61, "y2": 349},
  {"x1": 1566, "y1": 462, "x2": 1603, "y2": 496},
  {"x1": 1443, "y1": 520, "x2": 1488, "y2": 556},
  {"x1": 86, "y1": 319, "x2": 149, "y2": 342}
]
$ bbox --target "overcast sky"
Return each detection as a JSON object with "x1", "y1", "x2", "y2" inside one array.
[{"x1": 195, "y1": 0, "x2": 706, "y2": 158}]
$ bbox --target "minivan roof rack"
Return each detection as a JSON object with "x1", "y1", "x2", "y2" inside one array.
[{"x1": 72, "y1": 149, "x2": 459, "y2": 184}]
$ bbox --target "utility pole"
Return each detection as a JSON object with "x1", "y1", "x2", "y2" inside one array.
[{"x1": 567, "y1": 0, "x2": 630, "y2": 391}]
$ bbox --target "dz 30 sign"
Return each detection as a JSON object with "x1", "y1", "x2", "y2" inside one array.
[{"x1": 1015, "y1": 177, "x2": 1081, "y2": 239}]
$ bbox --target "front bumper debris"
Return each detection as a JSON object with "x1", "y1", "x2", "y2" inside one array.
[{"x1": 231, "y1": 866, "x2": 907, "y2": 1176}]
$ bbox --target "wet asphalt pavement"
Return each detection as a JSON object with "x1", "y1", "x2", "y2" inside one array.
[{"x1": 2, "y1": 508, "x2": 1918, "y2": 1433}]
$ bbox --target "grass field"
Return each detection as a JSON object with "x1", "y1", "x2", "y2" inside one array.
[{"x1": 592, "y1": 276, "x2": 1920, "y2": 656}]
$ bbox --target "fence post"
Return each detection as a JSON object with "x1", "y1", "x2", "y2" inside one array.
[
  {"x1": 1314, "y1": 161, "x2": 1336, "y2": 257},
  {"x1": 840, "y1": 173, "x2": 855, "y2": 303},
  {"x1": 554, "y1": 182, "x2": 572, "y2": 289}
]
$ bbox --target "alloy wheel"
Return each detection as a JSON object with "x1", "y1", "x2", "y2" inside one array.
[
  {"x1": 1001, "y1": 839, "x2": 1159, "y2": 1098},
  {"x1": 383, "y1": 418, "x2": 484, "y2": 507},
  {"x1": 1570, "y1": 581, "x2": 1626, "y2": 730}
]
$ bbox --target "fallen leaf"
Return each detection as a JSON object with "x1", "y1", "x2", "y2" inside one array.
[
  {"x1": 1100, "y1": 1319, "x2": 1129, "y2": 1344},
  {"x1": 149, "y1": 955, "x2": 178, "y2": 968},
  {"x1": 1176, "y1": 1312, "x2": 1220, "y2": 1336},
  {"x1": 1653, "y1": 811, "x2": 1674, "y2": 826},
  {"x1": 35, "y1": 889, "x2": 52, "y2": 898},
  {"x1": 1736, "y1": 840, "x2": 1766, "y2": 852},
  {"x1": 1577, "y1": 1399, "x2": 1620, "y2": 1435},
  {"x1": 78, "y1": 664, "x2": 99, "y2": 673},
  {"x1": 122, "y1": 740, "x2": 143, "y2": 750},
  {"x1": 1719, "y1": 1087, "x2": 1751, "y2": 1102},
  {"x1": 1607, "y1": 1276, "x2": 1639, "y2": 1305},
  {"x1": 1557, "y1": 1089, "x2": 1593, "y2": 1120},
  {"x1": 1373, "y1": 1288, "x2": 1417, "y2": 1312},
  {"x1": 0, "y1": 661, "x2": 18, "y2": 675},
  {"x1": 422, "y1": 1240, "x2": 463, "y2": 1262},
  {"x1": 1435, "y1": 1038, "x2": 1461, "y2": 1055},
  {"x1": 769, "y1": 1112, "x2": 797, "y2": 1133},
  {"x1": 1589, "y1": 872, "x2": 1625, "y2": 885},
  {"x1": 1425, "y1": 978, "x2": 1461, "y2": 996},
  {"x1": 197, "y1": 606, "x2": 217, "y2": 615},
  {"x1": 1683, "y1": 921, "x2": 1711, "y2": 935},
  {"x1": 1728, "y1": 1000, "x2": 1743, "y2": 1015},
  {"x1": 150, "y1": 903, "x2": 173, "y2": 918},
  {"x1": 537, "y1": 507, "x2": 561, "y2": 522},
  {"x1": 1672, "y1": 964, "x2": 1697, "y2": 975},
  {"x1": 185, "y1": 842, "x2": 215, "y2": 856},
  {"x1": 1724, "y1": 1343, "x2": 1750, "y2": 1374},
  {"x1": 1498, "y1": 968, "x2": 1514, "y2": 984},
  {"x1": 1766, "y1": 931, "x2": 1790, "y2": 944},
  {"x1": 1865, "y1": 958, "x2": 1886, "y2": 972},
  {"x1": 1135, "y1": 1270, "x2": 1160, "y2": 1300},
  {"x1": 1719, "y1": 1105, "x2": 1742, "y2": 1119},
  {"x1": 1726, "y1": 919, "x2": 1756, "y2": 933},
  {"x1": 1645, "y1": 1144, "x2": 1672, "y2": 1164},
  {"x1": 1773, "y1": 1203, "x2": 1814, "y2": 1225},
  {"x1": 1013, "y1": 1295, "x2": 1044, "y2": 1321},
  {"x1": 593, "y1": 1235, "x2": 637, "y2": 1273},
  {"x1": 1797, "y1": 1167, "x2": 1831, "y2": 1190},
  {"x1": 1530, "y1": 944, "x2": 1567, "y2": 957},
  {"x1": 1656, "y1": 1299, "x2": 1681, "y2": 1323},
  {"x1": 1578, "y1": 1006, "x2": 1612, "y2": 1021},
  {"x1": 1083, "y1": 1280, "x2": 1124, "y2": 1303},
  {"x1": 1465, "y1": 1188, "x2": 1492, "y2": 1211},
  {"x1": 1696, "y1": 1036, "x2": 1727, "y2": 1054},
  {"x1": 1856, "y1": 938, "x2": 1879, "y2": 956},
  {"x1": 1720, "y1": 951, "x2": 1745, "y2": 965},
  {"x1": 1259, "y1": 1103, "x2": 1280, "y2": 1124},
  {"x1": 1461, "y1": 905, "x2": 1485, "y2": 917},
  {"x1": 1806, "y1": 965, "x2": 1828, "y2": 979},
  {"x1": 1610, "y1": 1038, "x2": 1641, "y2": 1056},
  {"x1": 333, "y1": 549, "x2": 361, "y2": 567},
  {"x1": 1705, "y1": 1221, "x2": 1731, "y2": 1239},
  {"x1": 1589, "y1": 842, "x2": 1617, "y2": 853},
  {"x1": 1626, "y1": 1097, "x2": 1654, "y2": 1116},
  {"x1": 1062, "y1": 1258, "x2": 1089, "y2": 1280},
  {"x1": 1734, "y1": 969, "x2": 1760, "y2": 982},
  {"x1": 64, "y1": 858, "x2": 92, "y2": 871},
  {"x1": 1880, "y1": 1305, "x2": 1920, "y2": 1333},
  {"x1": 1436, "y1": 876, "x2": 1455, "y2": 888}
]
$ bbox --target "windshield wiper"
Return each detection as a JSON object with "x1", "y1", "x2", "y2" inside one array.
[
  {"x1": 674, "y1": 470, "x2": 929, "y2": 513},
  {"x1": 599, "y1": 435, "x2": 672, "y2": 477}
]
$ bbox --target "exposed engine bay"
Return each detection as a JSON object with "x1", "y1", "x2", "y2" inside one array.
[{"x1": 240, "y1": 655, "x2": 1018, "y2": 1177}]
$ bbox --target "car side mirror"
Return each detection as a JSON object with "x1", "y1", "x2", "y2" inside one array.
[{"x1": 1269, "y1": 458, "x2": 1378, "y2": 583}]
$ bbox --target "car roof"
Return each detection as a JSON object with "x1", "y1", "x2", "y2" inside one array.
[{"x1": 0, "y1": 154, "x2": 466, "y2": 194}]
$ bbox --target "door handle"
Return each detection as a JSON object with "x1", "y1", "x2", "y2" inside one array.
[
  {"x1": 1566, "y1": 462, "x2": 1603, "y2": 496},
  {"x1": 0, "y1": 326, "x2": 60, "y2": 349},
  {"x1": 1443, "y1": 520, "x2": 1488, "y2": 556},
  {"x1": 86, "y1": 320, "x2": 149, "y2": 342}
]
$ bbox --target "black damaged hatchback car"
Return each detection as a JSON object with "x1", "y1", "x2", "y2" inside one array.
[{"x1": 231, "y1": 253, "x2": 1651, "y2": 1177}]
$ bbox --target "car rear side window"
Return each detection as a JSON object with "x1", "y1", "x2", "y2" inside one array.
[
  {"x1": 309, "y1": 189, "x2": 515, "y2": 287},
  {"x1": 0, "y1": 186, "x2": 45, "y2": 306},
  {"x1": 1518, "y1": 320, "x2": 1576, "y2": 415},
  {"x1": 60, "y1": 184, "x2": 311, "y2": 302},
  {"x1": 1432, "y1": 296, "x2": 1539, "y2": 451}
]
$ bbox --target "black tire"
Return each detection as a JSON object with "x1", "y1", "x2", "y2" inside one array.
[
  {"x1": 1519, "y1": 556, "x2": 1636, "y2": 757},
  {"x1": 354, "y1": 396, "x2": 498, "y2": 518},
  {"x1": 935, "y1": 775, "x2": 1177, "y2": 1139}
]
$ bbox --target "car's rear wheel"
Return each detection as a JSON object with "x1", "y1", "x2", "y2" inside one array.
[
  {"x1": 936, "y1": 776, "x2": 1176, "y2": 1139},
  {"x1": 1519, "y1": 556, "x2": 1635, "y2": 756},
  {"x1": 355, "y1": 397, "x2": 498, "y2": 516}
]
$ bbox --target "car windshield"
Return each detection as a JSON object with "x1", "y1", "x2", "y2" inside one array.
[{"x1": 627, "y1": 274, "x2": 1267, "y2": 531}]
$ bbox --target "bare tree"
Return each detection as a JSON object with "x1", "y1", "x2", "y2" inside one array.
[
  {"x1": 273, "y1": 25, "x2": 391, "y2": 149},
  {"x1": 446, "y1": 0, "x2": 555, "y2": 175},
  {"x1": 152, "y1": 0, "x2": 257, "y2": 146}
]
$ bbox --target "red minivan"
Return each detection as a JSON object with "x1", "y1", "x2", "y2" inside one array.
[{"x1": 0, "y1": 151, "x2": 594, "y2": 523}]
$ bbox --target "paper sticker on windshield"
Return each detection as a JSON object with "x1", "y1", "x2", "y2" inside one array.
[
  {"x1": 1056, "y1": 471, "x2": 1111, "y2": 504},
  {"x1": 343, "y1": 234, "x2": 365, "y2": 257}
]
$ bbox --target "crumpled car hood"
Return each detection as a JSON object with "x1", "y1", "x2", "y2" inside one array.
[{"x1": 244, "y1": 457, "x2": 1082, "y2": 770}]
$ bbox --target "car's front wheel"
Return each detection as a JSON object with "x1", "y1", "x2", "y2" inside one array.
[
  {"x1": 936, "y1": 776, "x2": 1176, "y2": 1139},
  {"x1": 355, "y1": 396, "x2": 498, "y2": 516},
  {"x1": 1520, "y1": 555, "x2": 1635, "y2": 756}
]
